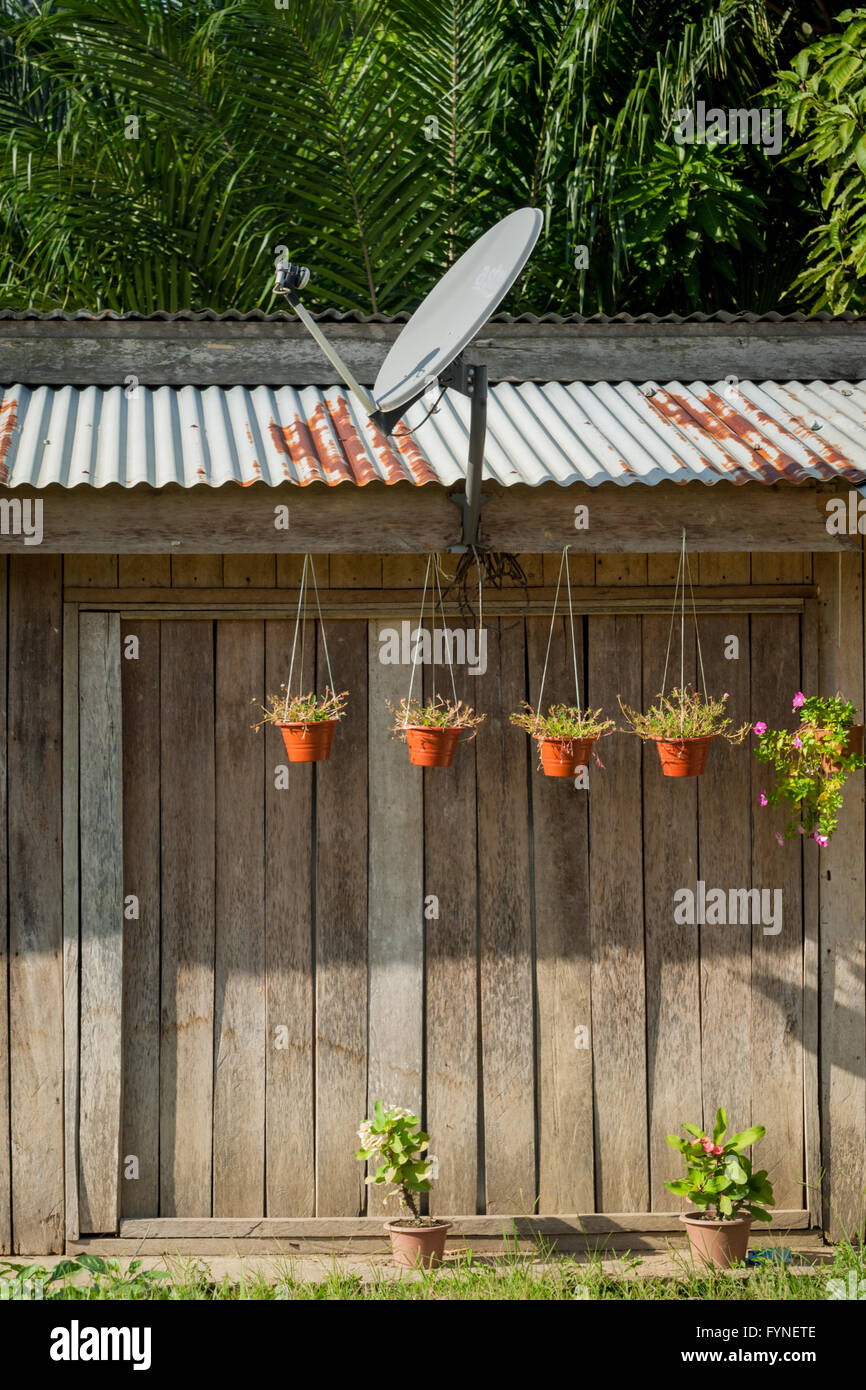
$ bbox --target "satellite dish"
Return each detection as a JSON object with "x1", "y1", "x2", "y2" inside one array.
[{"x1": 372, "y1": 207, "x2": 543, "y2": 414}]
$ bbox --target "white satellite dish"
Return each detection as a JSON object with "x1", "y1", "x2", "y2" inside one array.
[{"x1": 273, "y1": 207, "x2": 543, "y2": 547}]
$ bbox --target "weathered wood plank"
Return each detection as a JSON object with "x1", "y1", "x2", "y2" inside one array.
[
  {"x1": 697, "y1": 614, "x2": 753, "y2": 1144},
  {"x1": 750, "y1": 553, "x2": 807, "y2": 585},
  {"x1": 64, "y1": 554, "x2": 118, "y2": 585},
  {"x1": 642, "y1": 617, "x2": 701, "y2": 1210},
  {"x1": 264, "y1": 621, "x2": 315, "y2": 1215},
  {"x1": 8, "y1": 555, "x2": 64, "y2": 1252},
  {"x1": 223, "y1": 555, "x2": 276, "y2": 587},
  {"x1": 61, "y1": 604, "x2": 80, "y2": 1243},
  {"x1": 800, "y1": 599, "x2": 821, "y2": 1228},
  {"x1": 423, "y1": 637, "x2": 479, "y2": 1216},
  {"x1": 120, "y1": 620, "x2": 161, "y2": 1218},
  {"x1": 315, "y1": 621, "x2": 368, "y2": 1215},
  {"x1": 542, "y1": 553, "x2": 594, "y2": 585},
  {"x1": 587, "y1": 615, "x2": 648, "y2": 1210},
  {"x1": 160, "y1": 622, "x2": 215, "y2": 1216},
  {"x1": 595, "y1": 554, "x2": 648, "y2": 585},
  {"x1": 366, "y1": 622, "x2": 424, "y2": 1216},
  {"x1": 750, "y1": 615, "x2": 805, "y2": 1211},
  {"x1": 213, "y1": 621, "x2": 266, "y2": 1216},
  {"x1": 527, "y1": 617, "x2": 594, "y2": 1213},
  {"x1": 0, "y1": 558, "x2": 8, "y2": 1253},
  {"x1": 78, "y1": 612, "x2": 124, "y2": 1233},
  {"x1": 646, "y1": 554, "x2": 680, "y2": 585},
  {"x1": 381, "y1": 555, "x2": 429, "y2": 587},
  {"x1": 330, "y1": 555, "x2": 382, "y2": 588},
  {"x1": 698, "y1": 554, "x2": 751, "y2": 585},
  {"x1": 815, "y1": 551, "x2": 865, "y2": 1239},
  {"x1": 118, "y1": 555, "x2": 171, "y2": 587},
  {"x1": 171, "y1": 554, "x2": 223, "y2": 587},
  {"x1": 476, "y1": 618, "x2": 536, "y2": 1213}
]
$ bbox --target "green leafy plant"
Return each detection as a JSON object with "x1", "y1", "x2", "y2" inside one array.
[
  {"x1": 753, "y1": 691, "x2": 864, "y2": 845},
  {"x1": 510, "y1": 702, "x2": 615, "y2": 741},
  {"x1": 0, "y1": 1255, "x2": 170, "y2": 1299},
  {"x1": 253, "y1": 687, "x2": 348, "y2": 727},
  {"x1": 618, "y1": 686, "x2": 750, "y2": 742},
  {"x1": 665, "y1": 1109, "x2": 775, "y2": 1223},
  {"x1": 387, "y1": 695, "x2": 485, "y2": 736},
  {"x1": 355, "y1": 1102, "x2": 436, "y2": 1224}
]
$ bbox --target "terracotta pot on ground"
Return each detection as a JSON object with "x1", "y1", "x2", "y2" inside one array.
[
  {"x1": 680, "y1": 1212, "x2": 753, "y2": 1268},
  {"x1": 539, "y1": 736, "x2": 596, "y2": 778},
  {"x1": 406, "y1": 726, "x2": 461, "y2": 767},
  {"x1": 805, "y1": 722, "x2": 864, "y2": 774},
  {"x1": 278, "y1": 719, "x2": 337, "y2": 763},
  {"x1": 386, "y1": 1220, "x2": 452, "y2": 1270},
  {"x1": 654, "y1": 734, "x2": 715, "y2": 778}
]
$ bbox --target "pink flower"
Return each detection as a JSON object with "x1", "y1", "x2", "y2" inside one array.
[
  {"x1": 754, "y1": 721, "x2": 767, "y2": 736},
  {"x1": 759, "y1": 791, "x2": 768, "y2": 807},
  {"x1": 712, "y1": 1144, "x2": 723, "y2": 1156},
  {"x1": 793, "y1": 735, "x2": 802, "y2": 749},
  {"x1": 793, "y1": 692, "x2": 805, "y2": 709},
  {"x1": 814, "y1": 833, "x2": 829, "y2": 848},
  {"x1": 775, "y1": 831, "x2": 785, "y2": 847},
  {"x1": 723, "y1": 692, "x2": 729, "y2": 699},
  {"x1": 701, "y1": 1138, "x2": 714, "y2": 1152}
]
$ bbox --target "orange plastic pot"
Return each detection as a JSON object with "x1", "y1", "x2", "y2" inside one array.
[
  {"x1": 405, "y1": 726, "x2": 461, "y2": 767},
  {"x1": 386, "y1": 1220, "x2": 452, "y2": 1270},
  {"x1": 680, "y1": 1213, "x2": 752, "y2": 1268},
  {"x1": 539, "y1": 736, "x2": 596, "y2": 778},
  {"x1": 278, "y1": 719, "x2": 337, "y2": 763},
  {"x1": 805, "y1": 722, "x2": 864, "y2": 773},
  {"x1": 654, "y1": 735, "x2": 714, "y2": 778}
]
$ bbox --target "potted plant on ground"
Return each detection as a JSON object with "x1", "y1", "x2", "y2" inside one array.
[
  {"x1": 387, "y1": 695, "x2": 485, "y2": 767},
  {"x1": 253, "y1": 687, "x2": 348, "y2": 763},
  {"x1": 510, "y1": 703, "x2": 616, "y2": 778},
  {"x1": 619, "y1": 686, "x2": 749, "y2": 778},
  {"x1": 356, "y1": 1102, "x2": 448, "y2": 1269},
  {"x1": 665, "y1": 1109, "x2": 775, "y2": 1268},
  {"x1": 753, "y1": 692, "x2": 865, "y2": 847}
]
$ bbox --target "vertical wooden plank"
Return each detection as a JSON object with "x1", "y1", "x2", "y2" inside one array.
[
  {"x1": 62, "y1": 604, "x2": 80, "y2": 1242},
  {"x1": 750, "y1": 615, "x2": 805, "y2": 1211},
  {"x1": 315, "y1": 621, "x2": 368, "y2": 1215},
  {"x1": 118, "y1": 556, "x2": 171, "y2": 587},
  {"x1": 0, "y1": 558, "x2": 8, "y2": 1254},
  {"x1": 120, "y1": 620, "x2": 161, "y2": 1218},
  {"x1": 476, "y1": 618, "x2": 535, "y2": 1212},
  {"x1": 698, "y1": 614, "x2": 753, "y2": 1142},
  {"x1": 543, "y1": 553, "x2": 594, "y2": 586},
  {"x1": 424, "y1": 635, "x2": 479, "y2": 1216},
  {"x1": 223, "y1": 555, "x2": 275, "y2": 587},
  {"x1": 366, "y1": 622, "x2": 424, "y2": 1215},
  {"x1": 527, "y1": 617, "x2": 594, "y2": 1212},
  {"x1": 330, "y1": 555, "x2": 382, "y2": 588},
  {"x1": 595, "y1": 554, "x2": 647, "y2": 586},
  {"x1": 646, "y1": 554, "x2": 680, "y2": 585},
  {"x1": 8, "y1": 555, "x2": 64, "y2": 1252},
  {"x1": 213, "y1": 622, "x2": 266, "y2": 1215},
  {"x1": 64, "y1": 555, "x2": 118, "y2": 587},
  {"x1": 698, "y1": 554, "x2": 750, "y2": 585},
  {"x1": 160, "y1": 622, "x2": 215, "y2": 1216},
  {"x1": 171, "y1": 555, "x2": 223, "y2": 587},
  {"x1": 815, "y1": 551, "x2": 865, "y2": 1238},
  {"x1": 642, "y1": 616, "x2": 701, "y2": 1209},
  {"x1": 78, "y1": 612, "x2": 124, "y2": 1233},
  {"x1": 275, "y1": 555, "x2": 306, "y2": 587},
  {"x1": 750, "y1": 553, "x2": 806, "y2": 585},
  {"x1": 515, "y1": 554, "x2": 544, "y2": 585},
  {"x1": 800, "y1": 599, "x2": 821, "y2": 1227},
  {"x1": 264, "y1": 621, "x2": 315, "y2": 1215},
  {"x1": 587, "y1": 615, "x2": 648, "y2": 1210}
]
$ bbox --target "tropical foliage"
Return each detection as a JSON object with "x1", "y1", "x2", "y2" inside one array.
[
  {"x1": 752, "y1": 691, "x2": 865, "y2": 846},
  {"x1": 356, "y1": 1102, "x2": 436, "y2": 1221},
  {"x1": 0, "y1": 0, "x2": 846, "y2": 315},
  {"x1": 665, "y1": 1109, "x2": 775, "y2": 1224}
]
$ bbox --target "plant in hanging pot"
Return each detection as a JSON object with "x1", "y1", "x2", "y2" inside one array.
[
  {"x1": 618, "y1": 686, "x2": 749, "y2": 778},
  {"x1": 510, "y1": 703, "x2": 616, "y2": 778},
  {"x1": 665, "y1": 1109, "x2": 774, "y2": 1268},
  {"x1": 753, "y1": 692, "x2": 865, "y2": 847},
  {"x1": 253, "y1": 687, "x2": 348, "y2": 763},
  {"x1": 387, "y1": 695, "x2": 485, "y2": 768},
  {"x1": 356, "y1": 1102, "x2": 448, "y2": 1270}
]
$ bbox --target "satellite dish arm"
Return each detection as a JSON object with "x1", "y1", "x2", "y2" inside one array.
[
  {"x1": 463, "y1": 364, "x2": 487, "y2": 548},
  {"x1": 275, "y1": 265, "x2": 377, "y2": 416}
]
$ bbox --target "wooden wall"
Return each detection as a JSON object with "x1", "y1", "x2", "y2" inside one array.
[{"x1": 0, "y1": 548, "x2": 863, "y2": 1250}]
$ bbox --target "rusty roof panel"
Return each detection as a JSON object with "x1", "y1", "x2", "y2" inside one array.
[{"x1": 0, "y1": 379, "x2": 864, "y2": 489}]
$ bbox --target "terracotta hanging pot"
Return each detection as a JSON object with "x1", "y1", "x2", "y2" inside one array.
[
  {"x1": 386, "y1": 1219, "x2": 452, "y2": 1270},
  {"x1": 803, "y1": 722, "x2": 864, "y2": 774},
  {"x1": 405, "y1": 726, "x2": 461, "y2": 768},
  {"x1": 278, "y1": 719, "x2": 337, "y2": 763},
  {"x1": 539, "y1": 736, "x2": 596, "y2": 778},
  {"x1": 654, "y1": 734, "x2": 715, "y2": 778},
  {"x1": 679, "y1": 1213, "x2": 752, "y2": 1268}
]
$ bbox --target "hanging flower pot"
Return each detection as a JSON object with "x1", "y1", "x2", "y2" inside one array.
[
  {"x1": 253, "y1": 689, "x2": 348, "y2": 763},
  {"x1": 510, "y1": 703, "x2": 615, "y2": 778},
  {"x1": 619, "y1": 688, "x2": 749, "y2": 780},
  {"x1": 753, "y1": 693, "x2": 865, "y2": 846},
  {"x1": 388, "y1": 696, "x2": 484, "y2": 768},
  {"x1": 810, "y1": 720, "x2": 864, "y2": 773}
]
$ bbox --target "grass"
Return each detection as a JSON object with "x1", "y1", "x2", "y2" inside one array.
[{"x1": 1, "y1": 1239, "x2": 862, "y2": 1301}]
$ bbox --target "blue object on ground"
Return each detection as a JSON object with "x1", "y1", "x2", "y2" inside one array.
[{"x1": 745, "y1": 1248, "x2": 793, "y2": 1265}]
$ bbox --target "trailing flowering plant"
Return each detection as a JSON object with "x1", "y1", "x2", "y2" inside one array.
[
  {"x1": 356, "y1": 1102, "x2": 436, "y2": 1224},
  {"x1": 387, "y1": 695, "x2": 485, "y2": 736},
  {"x1": 753, "y1": 692, "x2": 864, "y2": 847},
  {"x1": 253, "y1": 687, "x2": 348, "y2": 727},
  {"x1": 618, "y1": 686, "x2": 750, "y2": 742},
  {"x1": 510, "y1": 703, "x2": 616, "y2": 742},
  {"x1": 665, "y1": 1109, "x2": 775, "y2": 1224}
]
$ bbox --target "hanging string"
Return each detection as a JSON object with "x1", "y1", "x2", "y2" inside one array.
[
  {"x1": 537, "y1": 545, "x2": 580, "y2": 716},
  {"x1": 309, "y1": 555, "x2": 335, "y2": 695},
  {"x1": 433, "y1": 554, "x2": 459, "y2": 707},
  {"x1": 660, "y1": 530, "x2": 707, "y2": 735},
  {"x1": 405, "y1": 554, "x2": 432, "y2": 726},
  {"x1": 660, "y1": 543, "x2": 683, "y2": 700},
  {"x1": 285, "y1": 554, "x2": 309, "y2": 718},
  {"x1": 684, "y1": 546, "x2": 708, "y2": 699}
]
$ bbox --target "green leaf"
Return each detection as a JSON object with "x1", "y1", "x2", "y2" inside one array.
[
  {"x1": 727, "y1": 1125, "x2": 765, "y2": 1152},
  {"x1": 713, "y1": 1108, "x2": 727, "y2": 1143}
]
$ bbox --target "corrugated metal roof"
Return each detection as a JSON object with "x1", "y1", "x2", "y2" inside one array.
[
  {"x1": 1, "y1": 379, "x2": 865, "y2": 489},
  {"x1": 0, "y1": 308, "x2": 863, "y2": 325}
]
